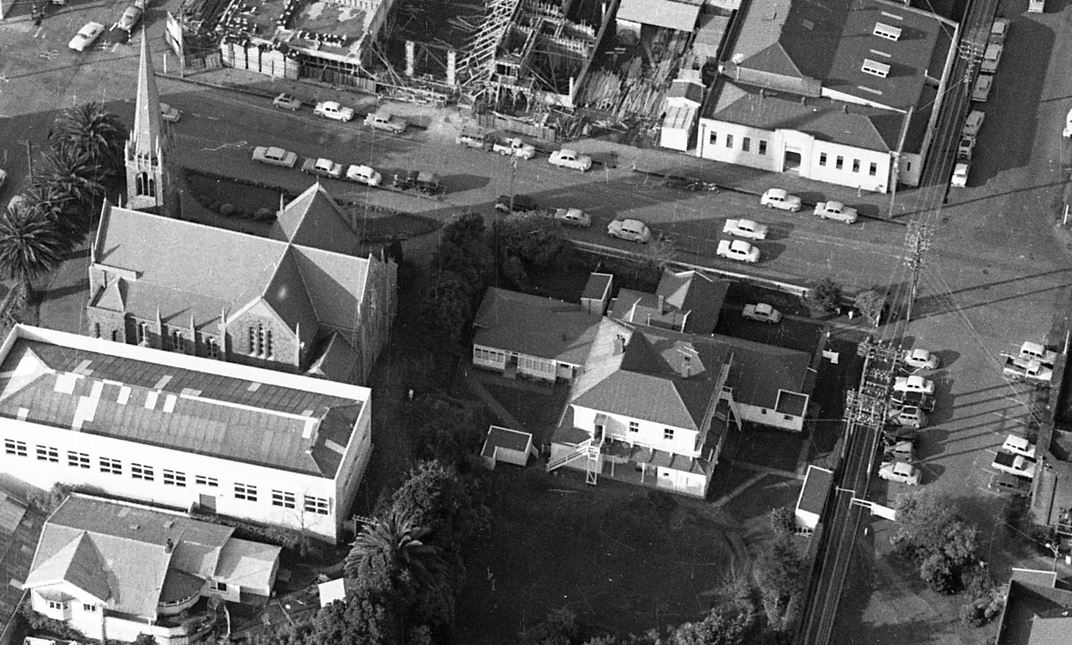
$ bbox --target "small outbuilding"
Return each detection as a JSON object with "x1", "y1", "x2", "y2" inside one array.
[
  {"x1": 795, "y1": 465, "x2": 834, "y2": 531},
  {"x1": 481, "y1": 425, "x2": 538, "y2": 469}
]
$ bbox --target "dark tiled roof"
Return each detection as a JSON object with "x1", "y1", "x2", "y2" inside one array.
[
  {"x1": 712, "y1": 333, "x2": 812, "y2": 410},
  {"x1": 796, "y1": 465, "x2": 833, "y2": 515},
  {"x1": 997, "y1": 580, "x2": 1072, "y2": 645},
  {"x1": 0, "y1": 336, "x2": 364, "y2": 476},
  {"x1": 708, "y1": 81, "x2": 905, "y2": 151},
  {"x1": 610, "y1": 270, "x2": 728, "y2": 335},
  {"x1": 581, "y1": 273, "x2": 613, "y2": 302}
]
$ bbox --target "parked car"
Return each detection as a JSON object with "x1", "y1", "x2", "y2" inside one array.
[
  {"x1": 889, "y1": 406, "x2": 928, "y2": 429},
  {"x1": 301, "y1": 157, "x2": 344, "y2": 179},
  {"x1": 251, "y1": 146, "x2": 298, "y2": 168},
  {"x1": 159, "y1": 103, "x2": 181, "y2": 123},
  {"x1": 889, "y1": 390, "x2": 936, "y2": 413},
  {"x1": 117, "y1": 0, "x2": 146, "y2": 33},
  {"x1": 1019, "y1": 341, "x2": 1057, "y2": 366},
  {"x1": 495, "y1": 194, "x2": 540, "y2": 214},
  {"x1": 971, "y1": 74, "x2": 993, "y2": 102},
  {"x1": 813, "y1": 201, "x2": 858, "y2": 224},
  {"x1": 723, "y1": 218, "x2": 768, "y2": 240},
  {"x1": 413, "y1": 171, "x2": 441, "y2": 194},
  {"x1": 990, "y1": 17, "x2": 1011, "y2": 45},
  {"x1": 989, "y1": 472, "x2": 1031, "y2": 497},
  {"x1": 950, "y1": 161, "x2": 970, "y2": 188},
  {"x1": 879, "y1": 461, "x2": 921, "y2": 485},
  {"x1": 606, "y1": 218, "x2": 651, "y2": 243},
  {"x1": 549, "y1": 149, "x2": 592, "y2": 172},
  {"x1": 883, "y1": 427, "x2": 919, "y2": 444},
  {"x1": 957, "y1": 135, "x2": 976, "y2": 161},
  {"x1": 492, "y1": 137, "x2": 536, "y2": 159},
  {"x1": 903, "y1": 347, "x2": 940, "y2": 371},
  {"x1": 992, "y1": 451, "x2": 1035, "y2": 479},
  {"x1": 962, "y1": 110, "x2": 986, "y2": 139},
  {"x1": 760, "y1": 188, "x2": 802, "y2": 212},
  {"x1": 455, "y1": 129, "x2": 489, "y2": 150},
  {"x1": 69, "y1": 22, "x2": 105, "y2": 52},
  {"x1": 716, "y1": 239, "x2": 761, "y2": 263},
  {"x1": 313, "y1": 101, "x2": 355, "y2": 122},
  {"x1": 1003, "y1": 355, "x2": 1053, "y2": 383},
  {"x1": 980, "y1": 43, "x2": 1003, "y2": 73},
  {"x1": 1003, "y1": 434, "x2": 1037, "y2": 459},
  {"x1": 742, "y1": 303, "x2": 781, "y2": 324},
  {"x1": 883, "y1": 440, "x2": 915, "y2": 461},
  {"x1": 272, "y1": 93, "x2": 302, "y2": 111},
  {"x1": 363, "y1": 111, "x2": 407, "y2": 133},
  {"x1": 345, "y1": 164, "x2": 381, "y2": 186},
  {"x1": 893, "y1": 375, "x2": 935, "y2": 395},
  {"x1": 553, "y1": 208, "x2": 591, "y2": 228}
]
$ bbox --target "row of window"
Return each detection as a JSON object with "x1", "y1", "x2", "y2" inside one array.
[
  {"x1": 626, "y1": 420, "x2": 675, "y2": 440},
  {"x1": 46, "y1": 600, "x2": 96, "y2": 612},
  {"x1": 709, "y1": 131, "x2": 768, "y2": 155},
  {"x1": 818, "y1": 152, "x2": 879, "y2": 177},
  {"x1": 474, "y1": 347, "x2": 506, "y2": 364},
  {"x1": 248, "y1": 324, "x2": 274, "y2": 359},
  {"x1": 94, "y1": 323, "x2": 221, "y2": 358},
  {"x1": 3, "y1": 440, "x2": 330, "y2": 514}
]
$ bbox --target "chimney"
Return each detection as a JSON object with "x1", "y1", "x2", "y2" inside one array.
[
  {"x1": 614, "y1": 335, "x2": 625, "y2": 354},
  {"x1": 658, "y1": 294, "x2": 666, "y2": 313},
  {"x1": 682, "y1": 355, "x2": 691, "y2": 378},
  {"x1": 165, "y1": 538, "x2": 174, "y2": 553}
]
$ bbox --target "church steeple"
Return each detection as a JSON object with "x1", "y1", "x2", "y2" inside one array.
[{"x1": 125, "y1": 30, "x2": 176, "y2": 215}]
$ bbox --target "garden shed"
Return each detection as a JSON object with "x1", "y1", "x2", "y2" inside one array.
[
  {"x1": 795, "y1": 465, "x2": 834, "y2": 531},
  {"x1": 481, "y1": 426, "x2": 538, "y2": 469}
]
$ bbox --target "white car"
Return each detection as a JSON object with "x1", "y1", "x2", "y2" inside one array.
[
  {"x1": 980, "y1": 43, "x2": 1003, "y2": 74},
  {"x1": 251, "y1": 146, "x2": 298, "y2": 168},
  {"x1": 760, "y1": 188, "x2": 802, "y2": 212},
  {"x1": 813, "y1": 201, "x2": 858, "y2": 224},
  {"x1": 889, "y1": 406, "x2": 928, "y2": 429},
  {"x1": 606, "y1": 218, "x2": 651, "y2": 243},
  {"x1": 301, "y1": 157, "x2": 344, "y2": 179},
  {"x1": 950, "y1": 161, "x2": 969, "y2": 188},
  {"x1": 879, "y1": 461, "x2": 921, "y2": 485},
  {"x1": 345, "y1": 164, "x2": 382, "y2": 186},
  {"x1": 549, "y1": 149, "x2": 592, "y2": 172},
  {"x1": 722, "y1": 218, "x2": 768, "y2": 240},
  {"x1": 716, "y1": 239, "x2": 761, "y2": 263},
  {"x1": 1019, "y1": 341, "x2": 1057, "y2": 365},
  {"x1": 313, "y1": 101, "x2": 355, "y2": 122},
  {"x1": 903, "y1": 348, "x2": 939, "y2": 371},
  {"x1": 159, "y1": 103, "x2": 181, "y2": 123},
  {"x1": 493, "y1": 137, "x2": 536, "y2": 159},
  {"x1": 990, "y1": 17, "x2": 1010, "y2": 45},
  {"x1": 971, "y1": 74, "x2": 993, "y2": 103},
  {"x1": 364, "y1": 111, "x2": 407, "y2": 133},
  {"x1": 272, "y1": 93, "x2": 302, "y2": 111},
  {"x1": 893, "y1": 375, "x2": 935, "y2": 396},
  {"x1": 1003, "y1": 434, "x2": 1036, "y2": 460},
  {"x1": 69, "y1": 22, "x2": 106, "y2": 52},
  {"x1": 117, "y1": 0, "x2": 146, "y2": 33},
  {"x1": 553, "y1": 208, "x2": 591, "y2": 228},
  {"x1": 962, "y1": 110, "x2": 985, "y2": 139}
]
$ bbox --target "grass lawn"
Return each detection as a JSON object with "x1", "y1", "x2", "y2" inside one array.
[
  {"x1": 730, "y1": 426, "x2": 803, "y2": 473},
  {"x1": 480, "y1": 380, "x2": 568, "y2": 446},
  {"x1": 455, "y1": 472, "x2": 746, "y2": 642}
]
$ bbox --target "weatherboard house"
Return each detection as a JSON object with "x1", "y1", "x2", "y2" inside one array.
[
  {"x1": 86, "y1": 30, "x2": 396, "y2": 385},
  {"x1": 23, "y1": 494, "x2": 281, "y2": 644},
  {"x1": 0, "y1": 325, "x2": 373, "y2": 543}
]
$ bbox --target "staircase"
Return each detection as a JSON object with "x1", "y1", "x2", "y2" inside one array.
[
  {"x1": 546, "y1": 439, "x2": 591, "y2": 472},
  {"x1": 545, "y1": 433, "x2": 605, "y2": 486}
]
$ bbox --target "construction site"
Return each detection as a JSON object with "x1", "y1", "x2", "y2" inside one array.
[{"x1": 175, "y1": 0, "x2": 740, "y2": 146}]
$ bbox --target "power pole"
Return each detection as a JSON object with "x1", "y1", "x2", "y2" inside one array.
[
  {"x1": 902, "y1": 221, "x2": 933, "y2": 325},
  {"x1": 24, "y1": 140, "x2": 33, "y2": 181}
]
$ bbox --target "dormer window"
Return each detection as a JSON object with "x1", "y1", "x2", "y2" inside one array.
[
  {"x1": 861, "y1": 59, "x2": 890, "y2": 78},
  {"x1": 873, "y1": 22, "x2": 902, "y2": 41}
]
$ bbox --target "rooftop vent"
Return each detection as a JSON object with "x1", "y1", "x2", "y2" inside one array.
[
  {"x1": 873, "y1": 22, "x2": 902, "y2": 41},
  {"x1": 861, "y1": 59, "x2": 890, "y2": 79}
]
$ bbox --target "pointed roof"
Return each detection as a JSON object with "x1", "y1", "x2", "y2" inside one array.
[
  {"x1": 269, "y1": 184, "x2": 360, "y2": 256},
  {"x1": 22, "y1": 532, "x2": 111, "y2": 603},
  {"x1": 131, "y1": 30, "x2": 165, "y2": 159}
]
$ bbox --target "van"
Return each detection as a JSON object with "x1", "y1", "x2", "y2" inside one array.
[{"x1": 989, "y1": 472, "x2": 1031, "y2": 496}]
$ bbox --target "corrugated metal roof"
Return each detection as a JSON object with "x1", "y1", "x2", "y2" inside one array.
[
  {"x1": 617, "y1": 0, "x2": 702, "y2": 32},
  {"x1": 0, "y1": 340, "x2": 363, "y2": 476}
]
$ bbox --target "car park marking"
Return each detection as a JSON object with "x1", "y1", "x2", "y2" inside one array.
[{"x1": 200, "y1": 140, "x2": 248, "y2": 152}]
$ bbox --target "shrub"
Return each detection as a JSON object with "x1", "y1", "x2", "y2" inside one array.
[
  {"x1": 218, "y1": 203, "x2": 236, "y2": 216},
  {"x1": 769, "y1": 507, "x2": 795, "y2": 536},
  {"x1": 808, "y1": 278, "x2": 843, "y2": 313},
  {"x1": 19, "y1": 599, "x2": 86, "y2": 641}
]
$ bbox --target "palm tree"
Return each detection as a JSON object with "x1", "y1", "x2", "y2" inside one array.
[
  {"x1": 0, "y1": 205, "x2": 67, "y2": 305},
  {"x1": 22, "y1": 182, "x2": 84, "y2": 249},
  {"x1": 50, "y1": 102, "x2": 127, "y2": 187},
  {"x1": 345, "y1": 507, "x2": 442, "y2": 591},
  {"x1": 37, "y1": 143, "x2": 104, "y2": 240}
]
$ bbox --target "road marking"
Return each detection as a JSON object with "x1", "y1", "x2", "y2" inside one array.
[
  {"x1": 199, "y1": 140, "x2": 248, "y2": 152},
  {"x1": 33, "y1": 28, "x2": 45, "y2": 38}
]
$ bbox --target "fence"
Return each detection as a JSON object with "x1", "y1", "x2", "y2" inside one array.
[{"x1": 475, "y1": 113, "x2": 556, "y2": 143}]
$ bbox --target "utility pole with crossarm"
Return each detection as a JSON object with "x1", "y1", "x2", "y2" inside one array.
[{"x1": 903, "y1": 221, "x2": 933, "y2": 325}]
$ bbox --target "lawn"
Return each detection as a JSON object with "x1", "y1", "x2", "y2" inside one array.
[
  {"x1": 455, "y1": 472, "x2": 745, "y2": 642},
  {"x1": 730, "y1": 426, "x2": 804, "y2": 474}
]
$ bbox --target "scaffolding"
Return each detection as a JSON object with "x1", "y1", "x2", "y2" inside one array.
[{"x1": 456, "y1": 0, "x2": 523, "y2": 98}]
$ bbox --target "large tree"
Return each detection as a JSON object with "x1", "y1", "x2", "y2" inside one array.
[
  {"x1": 37, "y1": 143, "x2": 105, "y2": 235},
  {"x1": 891, "y1": 489, "x2": 980, "y2": 593},
  {"x1": 752, "y1": 535, "x2": 807, "y2": 632},
  {"x1": 0, "y1": 205, "x2": 68, "y2": 304},
  {"x1": 50, "y1": 102, "x2": 126, "y2": 188}
]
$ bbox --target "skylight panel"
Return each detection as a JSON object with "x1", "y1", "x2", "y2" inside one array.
[{"x1": 861, "y1": 59, "x2": 890, "y2": 78}]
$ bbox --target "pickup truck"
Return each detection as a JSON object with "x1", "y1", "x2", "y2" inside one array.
[
  {"x1": 813, "y1": 201, "x2": 858, "y2": 224},
  {"x1": 1003, "y1": 355, "x2": 1053, "y2": 383},
  {"x1": 492, "y1": 137, "x2": 536, "y2": 159},
  {"x1": 723, "y1": 218, "x2": 768, "y2": 240},
  {"x1": 992, "y1": 451, "x2": 1036, "y2": 479},
  {"x1": 364, "y1": 111, "x2": 407, "y2": 133},
  {"x1": 716, "y1": 239, "x2": 761, "y2": 263},
  {"x1": 742, "y1": 303, "x2": 781, "y2": 324}
]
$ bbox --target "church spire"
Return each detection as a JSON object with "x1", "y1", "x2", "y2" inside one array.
[{"x1": 131, "y1": 28, "x2": 164, "y2": 158}]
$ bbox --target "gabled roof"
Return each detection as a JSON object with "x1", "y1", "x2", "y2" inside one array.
[
  {"x1": 215, "y1": 538, "x2": 281, "y2": 592},
  {"x1": 473, "y1": 288, "x2": 602, "y2": 366},
  {"x1": 24, "y1": 496, "x2": 279, "y2": 620},
  {"x1": 129, "y1": 32, "x2": 167, "y2": 160},
  {"x1": 617, "y1": 0, "x2": 701, "y2": 32},
  {"x1": 0, "y1": 327, "x2": 369, "y2": 477},
  {"x1": 610, "y1": 270, "x2": 728, "y2": 335},
  {"x1": 306, "y1": 331, "x2": 362, "y2": 383},
  {"x1": 707, "y1": 81, "x2": 905, "y2": 152},
  {"x1": 712, "y1": 332, "x2": 813, "y2": 411},
  {"x1": 269, "y1": 184, "x2": 360, "y2": 256},
  {"x1": 796, "y1": 465, "x2": 833, "y2": 515},
  {"x1": 997, "y1": 579, "x2": 1072, "y2": 645}
]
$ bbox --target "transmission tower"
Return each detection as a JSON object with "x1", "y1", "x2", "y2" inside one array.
[{"x1": 902, "y1": 221, "x2": 933, "y2": 324}]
